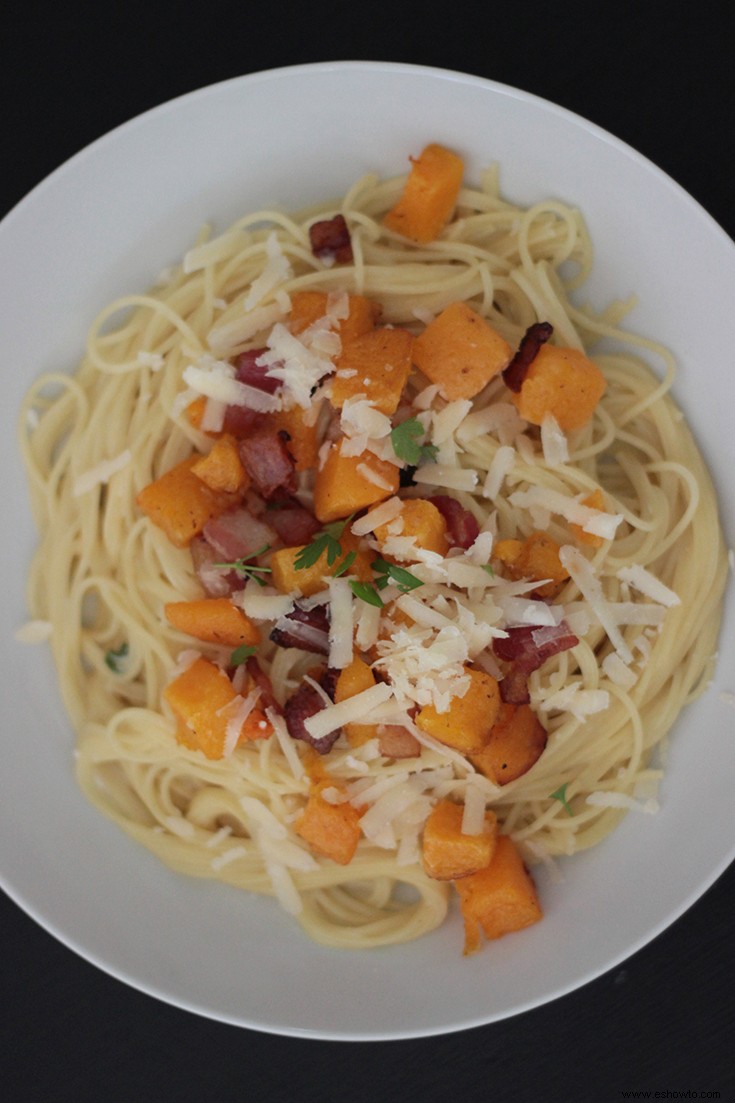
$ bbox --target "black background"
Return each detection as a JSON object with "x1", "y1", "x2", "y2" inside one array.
[{"x1": 2, "y1": 3, "x2": 734, "y2": 1100}]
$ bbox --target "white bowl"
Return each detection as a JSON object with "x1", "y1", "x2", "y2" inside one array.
[{"x1": 1, "y1": 61, "x2": 733, "y2": 1040}]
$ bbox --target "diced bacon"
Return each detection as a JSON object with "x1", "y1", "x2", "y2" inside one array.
[
  {"x1": 221, "y1": 404, "x2": 264, "y2": 438},
  {"x1": 502, "y1": 321, "x2": 553, "y2": 393},
  {"x1": 239, "y1": 429, "x2": 297, "y2": 499},
  {"x1": 232, "y1": 348, "x2": 282, "y2": 395},
  {"x1": 246, "y1": 656, "x2": 282, "y2": 714},
  {"x1": 266, "y1": 501, "x2": 321, "y2": 546},
  {"x1": 429, "y1": 495, "x2": 480, "y2": 550},
  {"x1": 189, "y1": 535, "x2": 241, "y2": 596},
  {"x1": 284, "y1": 670, "x2": 342, "y2": 754},
  {"x1": 202, "y1": 507, "x2": 277, "y2": 561},
  {"x1": 377, "y1": 725, "x2": 421, "y2": 759},
  {"x1": 270, "y1": 603, "x2": 330, "y2": 655},
  {"x1": 309, "y1": 214, "x2": 353, "y2": 264},
  {"x1": 492, "y1": 621, "x2": 579, "y2": 704}
]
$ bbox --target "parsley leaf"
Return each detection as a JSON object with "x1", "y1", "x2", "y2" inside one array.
[
  {"x1": 214, "y1": 544, "x2": 272, "y2": 587},
  {"x1": 390, "y1": 417, "x2": 439, "y2": 466},
  {"x1": 294, "y1": 516, "x2": 354, "y2": 571},
  {"x1": 349, "y1": 580, "x2": 385, "y2": 608},
  {"x1": 332, "y1": 550, "x2": 357, "y2": 578},
  {"x1": 104, "y1": 642, "x2": 129, "y2": 673},
  {"x1": 231, "y1": 643, "x2": 257, "y2": 666},
  {"x1": 482, "y1": 564, "x2": 495, "y2": 578},
  {"x1": 370, "y1": 557, "x2": 424, "y2": 594},
  {"x1": 550, "y1": 783, "x2": 574, "y2": 816}
]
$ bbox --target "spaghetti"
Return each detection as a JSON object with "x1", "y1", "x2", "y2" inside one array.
[{"x1": 18, "y1": 150, "x2": 728, "y2": 951}]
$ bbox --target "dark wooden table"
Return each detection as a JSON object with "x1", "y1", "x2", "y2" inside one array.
[{"x1": 2, "y1": 4, "x2": 733, "y2": 1099}]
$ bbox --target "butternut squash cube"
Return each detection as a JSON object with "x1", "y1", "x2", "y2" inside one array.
[
  {"x1": 383, "y1": 144, "x2": 464, "y2": 244},
  {"x1": 494, "y1": 531, "x2": 569, "y2": 599},
  {"x1": 164, "y1": 597, "x2": 260, "y2": 650},
  {"x1": 295, "y1": 781, "x2": 362, "y2": 865},
  {"x1": 510, "y1": 343, "x2": 606, "y2": 431},
  {"x1": 136, "y1": 457, "x2": 240, "y2": 548},
  {"x1": 288, "y1": 291, "x2": 380, "y2": 343},
  {"x1": 469, "y1": 702, "x2": 548, "y2": 785},
  {"x1": 412, "y1": 301, "x2": 512, "y2": 401},
  {"x1": 416, "y1": 668, "x2": 500, "y2": 753},
  {"x1": 335, "y1": 656, "x2": 380, "y2": 747},
  {"x1": 164, "y1": 656, "x2": 271, "y2": 759},
  {"x1": 270, "y1": 531, "x2": 372, "y2": 597},
  {"x1": 191, "y1": 434, "x2": 249, "y2": 494},
  {"x1": 570, "y1": 489, "x2": 606, "y2": 547},
  {"x1": 422, "y1": 799, "x2": 498, "y2": 881},
  {"x1": 454, "y1": 834, "x2": 543, "y2": 953},
  {"x1": 269, "y1": 405, "x2": 320, "y2": 472},
  {"x1": 331, "y1": 327, "x2": 414, "y2": 415},
  {"x1": 313, "y1": 443, "x2": 400, "y2": 523},
  {"x1": 373, "y1": 498, "x2": 448, "y2": 558}
]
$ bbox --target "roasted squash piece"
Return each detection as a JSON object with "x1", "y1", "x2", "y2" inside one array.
[
  {"x1": 416, "y1": 668, "x2": 500, "y2": 753},
  {"x1": 570, "y1": 488, "x2": 606, "y2": 548},
  {"x1": 454, "y1": 834, "x2": 543, "y2": 953},
  {"x1": 412, "y1": 301, "x2": 513, "y2": 400},
  {"x1": 164, "y1": 597, "x2": 260, "y2": 649},
  {"x1": 469, "y1": 702, "x2": 548, "y2": 785},
  {"x1": 493, "y1": 531, "x2": 570, "y2": 599},
  {"x1": 191, "y1": 433, "x2": 249, "y2": 494},
  {"x1": 270, "y1": 531, "x2": 372, "y2": 597},
  {"x1": 288, "y1": 291, "x2": 380, "y2": 342},
  {"x1": 510, "y1": 343, "x2": 606, "y2": 431},
  {"x1": 335, "y1": 656, "x2": 380, "y2": 747},
  {"x1": 373, "y1": 498, "x2": 448, "y2": 558},
  {"x1": 422, "y1": 799, "x2": 498, "y2": 880},
  {"x1": 136, "y1": 456, "x2": 241, "y2": 548},
  {"x1": 313, "y1": 443, "x2": 400, "y2": 523},
  {"x1": 164, "y1": 656, "x2": 271, "y2": 759},
  {"x1": 295, "y1": 780, "x2": 362, "y2": 865},
  {"x1": 331, "y1": 327, "x2": 414, "y2": 415},
  {"x1": 383, "y1": 144, "x2": 464, "y2": 244}
]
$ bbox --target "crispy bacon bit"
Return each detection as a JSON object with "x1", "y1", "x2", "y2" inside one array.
[
  {"x1": 202, "y1": 507, "x2": 276, "y2": 561},
  {"x1": 190, "y1": 535, "x2": 241, "y2": 596},
  {"x1": 309, "y1": 214, "x2": 353, "y2": 264},
  {"x1": 377, "y1": 724, "x2": 421, "y2": 759},
  {"x1": 239, "y1": 428, "x2": 297, "y2": 499},
  {"x1": 246, "y1": 656, "x2": 282, "y2": 714},
  {"x1": 502, "y1": 321, "x2": 554, "y2": 393},
  {"x1": 493, "y1": 620, "x2": 579, "y2": 704},
  {"x1": 284, "y1": 667, "x2": 342, "y2": 753},
  {"x1": 429, "y1": 495, "x2": 480, "y2": 549},
  {"x1": 270, "y1": 603, "x2": 330, "y2": 655},
  {"x1": 266, "y1": 501, "x2": 321, "y2": 546},
  {"x1": 232, "y1": 348, "x2": 282, "y2": 395}
]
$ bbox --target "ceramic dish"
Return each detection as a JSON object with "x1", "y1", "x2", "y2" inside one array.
[{"x1": 1, "y1": 61, "x2": 733, "y2": 1040}]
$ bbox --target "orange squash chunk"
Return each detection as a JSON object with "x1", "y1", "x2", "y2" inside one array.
[
  {"x1": 164, "y1": 597, "x2": 260, "y2": 649},
  {"x1": 469, "y1": 702, "x2": 548, "y2": 785},
  {"x1": 186, "y1": 395, "x2": 209, "y2": 432},
  {"x1": 422, "y1": 799, "x2": 498, "y2": 881},
  {"x1": 335, "y1": 656, "x2": 380, "y2": 747},
  {"x1": 383, "y1": 144, "x2": 464, "y2": 244},
  {"x1": 313, "y1": 443, "x2": 400, "y2": 523},
  {"x1": 295, "y1": 780, "x2": 362, "y2": 865},
  {"x1": 416, "y1": 668, "x2": 500, "y2": 754},
  {"x1": 270, "y1": 531, "x2": 372, "y2": 597},
  {"x1": 570, "y1": 488, "x2": 606, "y2": 547},
  {"x1": 412, "y1": 301, "x2": 513, "y2": 401},
  {"x1": 373, "y1": 498, "x2": 448, "y2": 558},
  {"x1": 164, "y1": 656, "x2": 272, "y2": 759},
  {"x1": 332, "y1": 327, "x2": 414, "y2": 415},
  {"x1": 191, "y1": 433, "x2": 249, "y2": 494},
  {"x1": 269, "y1": 405, "x2": 320, "y2": 472},
  {"x1": 136, "y1": 456, "x2": 241, "y2": 548},
  {"x1": 455, "y1": 834, "x2": 543, "y2": 954},
  {"x1": 494, "y1": 531, "x2": 570, "y2": 599},
  {"x1": 510, "y1": 343, "x2": 606, "y2": 431},
  {"x1": 288, "y1": 291, "x2": 380, "y2": 343}
]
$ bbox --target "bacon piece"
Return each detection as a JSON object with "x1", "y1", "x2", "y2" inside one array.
[
  {"x1": 492, "y1": 620, "x2": 579, "y2": 704},
  {"x1": 189, "y1": 535, "x2": 242, "y2": 596},
  {"x1": 502, "y1": 321, "x2": 554, "y2": 393},
  {"x1": 429, "y1": 495, "x2": 480, "y2": 550},
  {"x1": 309, "y1": 214, "x2": 353, "y2": 264},
  {"x1": 377, "y1": 724, "x2": 421, "y2": 759},
  {"x1": 284, "y1": 667, "x2": 342, "y2": 753},
  {"x1": 232, "y1": 348, "x2": 282, "y2": 395},
  {"x1": 246, "y1": 656, "x2": 282, "y2": 714},
  {"x1": 239, "y1": 428, "x2": 297, "y2": 499},
  {"x1": 270, "y1": 603, "x2": 330, "y2": 655},
  {"x1": 266, "y1": 501, "x2": 321, "y2": 546},
  {"x1": 202, "y1": 507, "x2": 276, "y2": 561}
]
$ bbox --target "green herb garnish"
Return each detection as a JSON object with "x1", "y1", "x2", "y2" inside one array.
[
  {"x1": 349, "y1": 581, "x2": 385, "y2": 608},
  {"x1": 104, "y1": 642, "x2": 129, "y2": 673},
  {"x1": 370, "y1": 557, "x2": 424, "y2": 594},
  {"x1": 550, "y1": 783, "x2": 574, "y2": 816},
  {"x1": 230, "y1": 643, "x2": 257, "y2": 666},
  {"x1": 214, "y1": 544, "x2": 272, "y2": 587},
  {"x1": 294, "y1": 516, "x2": 354, "y2": 571},
  {"x1": 482, "y1": 564, "x2": 495, "y2": 578},
  {"x1": 390, "y1": 417, "x2": 439, "y2": 466},
  {"x1": 332, "y1": 550, "x2": 357, "y2": 578}
]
